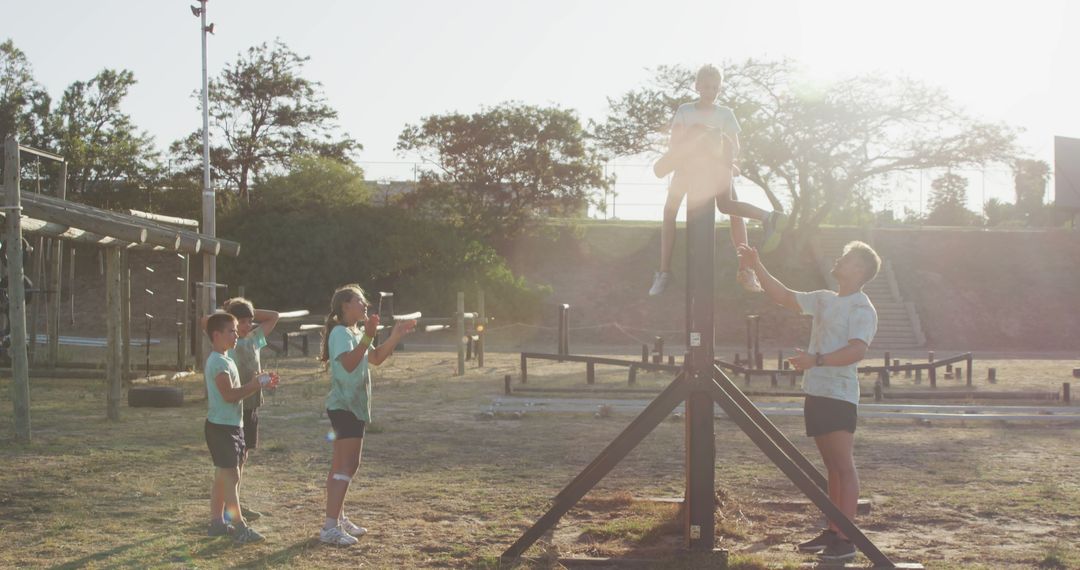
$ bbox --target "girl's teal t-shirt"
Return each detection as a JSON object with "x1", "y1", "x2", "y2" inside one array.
[{"x1": 325, "y1": 325, "x2": 372, "y2": 422}]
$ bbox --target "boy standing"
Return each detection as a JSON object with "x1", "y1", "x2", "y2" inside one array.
[
  {"x1": 222, "y1": 298, "x2": 280, "y2": 521},
  {"x1": 739, "y1": 241, "x2": 880, "y2": 562},
  {"x1": 204, "y1": 312, "x2": 278, "y2": 543}
]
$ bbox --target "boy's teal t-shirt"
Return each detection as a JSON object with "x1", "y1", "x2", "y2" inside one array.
[
  {"x1": 229, "y1": 328, "x2": 268, "y2": 409},
  {"x1": 325, "y1": 325, "x2": 372, "y2": 422},
  {"x1": 205, "y1": 351, "x2": 243, "y2": 426}
]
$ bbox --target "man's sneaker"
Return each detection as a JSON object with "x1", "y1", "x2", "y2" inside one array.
[
  {"x1": 761, "y1": 211, "x2": 789, "y2": 253},
  {"x1": 736, "y1": 268, "x2": 763, "y2": 293},
  {"x1": 207, "y1": 521, "x2": 233, "y2": 537},
  {"x1": 649, "y1": 271, "x2": 671, "y2": 296},
  {"x1": 339, "y1": 516, "x2": 367, "y2": 537},
  {"x1": 233, "y1": 525, "x2": 266, "y2": 544},
  {"x1": 320, "y1": 525, "x2": 359, "y2": 546},
  {"x1": 819, "y1": 537, "x2": 857, "y2": 561},
  {"x1": 241, "y1": 506, "x2": 262, "y2": 521},
  {"x1": 796, "y1": 528, "x2": 836, "y2": 552}
]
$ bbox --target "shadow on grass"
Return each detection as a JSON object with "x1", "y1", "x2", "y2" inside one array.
[
  {"x1": 234, "y1": 537, "x2": 323, "y2": 568},
  {"x1": 48, "y1": 538, "x2": 161, "y2": 570}
]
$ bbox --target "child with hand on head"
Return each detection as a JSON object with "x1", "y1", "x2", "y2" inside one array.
[
  {"x1": 317, "y1": 284, "x2": 415, "y2": 546},
  {"x1": 203, "y1": 312, "x2": 279, "y2": 543},
  {"x1": 221, "y1": 297, "x2": 280, "y2": 521}
]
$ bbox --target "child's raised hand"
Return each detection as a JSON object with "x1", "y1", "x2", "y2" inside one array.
[{"x1": 364, "y1": 314, "x2": 380, "y2": 337}]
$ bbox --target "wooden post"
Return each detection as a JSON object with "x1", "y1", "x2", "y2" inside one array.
[
  {"x1": 929, "y1": 365, "x2": 937, "y2": 388},
  {"x1": 874, "y1": 379, "x2": 883, "y2": 402},
  {"x1": 684, "y1": 180, "x2": 716, "y2": 552},
  {"x1": 988, "y1": 367, "x2": 997, "y2": 384},
  {"x1": 105, "y1": 247, "x2": 123, "y2": 421},
  {"x1": 777, "y1": 349, "x2": 783, "y2": 371},
  {"x1": 504, "y1": 374, "x2": 512, "y2": 395},
  {"x1": 26, "y1": 235, "x2": 43, "y2": 364},
  {"x1": 456, "y1": 291, "x2": 465, "y2": 376},
  {"x1": 237, "y1": 285, "x2": 245, "y2": 298},
  {"x1": 1063, "y1": 383, "x2": 1071, "y2": 403},
  {"x1": 668, "y1": 355, "x2": 675, "y2": 366},
  {"x1": 884, "y1": 351, "x2": 891, "y2": 368},
  {"x1": 641, "y1": 344, "x2": 649, "y2": 363},
  {"x1": 179, "y1": 254, "x2": 190, "y2": 369},
  {"x1": 881, "y1": 366, "x2": 890, "y2": 388},
  {"x1": 477, "y1": 290, "x2": 485, "y2": 368},
  {"x1": 628, "y1": 365, "x2": 637, "y2": 386},
  {"x1": 520, "y1": 353, "x2": 528, "y2": 384},
  {"x1": 47, "y1": 161, "x2": 66, "y2": 368},
  {"x1": 906, "y1": 363, "x2": 913, "y2": 379},
  {"x1": 301, "y1": 333, "x2": 309, "y2": 356},
  {"x1": 745, "y1": 316, "x2": 753, "y2": 369},
  {"x1": 282, "y1": 331, "x2": 289, "y2": 357},
  {"x1": 5, "y1": 136, "x2": 31, "y2": 442},
  {"x1": 915, "y1": 368, "x2": 922, "y2": 384},
  {"x1": 586, "y1": 361, "x2": 595, "y2": 385},
  {"x1": 120, "y1": 252, "x2": 131, "y2": 377},
  {"x1": 967, "y1": 354, "x2": 973, "y2": 386}
]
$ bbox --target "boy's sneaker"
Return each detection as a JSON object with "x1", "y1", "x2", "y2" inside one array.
[
  {"x1": 736, "y1": 268, "x2": 763, "y2": 293},
  {"x1": 320, "y1": 524, "x2": 359, "y2": 546},
  {"x1": 207, "y1": 521, "x2": 233, "y2": 537},
  {"x1": 339, "y1": 516, "x2": 367, "y2": 537},
  {"x1": 649, "y1": 271, "x2": 671, "y2": 296},
  {"x1": 761, "y1": 211, "x2": 789, "y2": 253},
  {"x1": 819, "y1": 538, "x2": 857, "y2": 561},
  {"x1": 241, "y1": 506, "x2": 262, "y2": 521},
  {"x1": 233, "y1": 525, "x2": 266, "y2": 544},
  {"x1": 796, "y1": 528, "x2": 836, "y2": 552}
]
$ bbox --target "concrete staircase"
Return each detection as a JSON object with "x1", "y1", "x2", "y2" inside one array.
[{"x1": 811, "y1": 229, "x2": 925, "y2": 350}]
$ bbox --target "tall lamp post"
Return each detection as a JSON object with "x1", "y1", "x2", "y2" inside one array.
[{"x1": 191, "y1": 1, "x2": 215, "y2": 359}]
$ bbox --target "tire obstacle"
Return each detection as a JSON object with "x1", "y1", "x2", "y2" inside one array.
[{"x1": 501, "y1": 176, "x2": 923, "y2": 567}]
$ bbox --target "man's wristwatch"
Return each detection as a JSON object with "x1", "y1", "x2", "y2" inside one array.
[{"x1": 815, "y1": 353, "x2": 825, "y2": 367}]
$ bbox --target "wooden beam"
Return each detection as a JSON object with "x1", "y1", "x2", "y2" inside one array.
[
  {"x1": 127, "y1": 208, "x2": 199, "y2": 228},
  {"x1": 20, "y1": 197, "x2": 148, "y2": 245}
]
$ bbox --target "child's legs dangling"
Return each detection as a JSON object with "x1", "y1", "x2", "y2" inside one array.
[{"x1": 660, "y1": 179, "x2": 688, "y2": 273}]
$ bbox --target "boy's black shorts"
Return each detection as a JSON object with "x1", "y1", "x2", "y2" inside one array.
[
  {"x1": 804, "y1": 395, "x2": 857, "y2": 437},
  {"x1": 242, "y1": 407, "x2": 259, "y2": 450},
  {"x1": 327, "y1": 409, "x2": 366, "y2": 440},
  {"x1": 205, "y1": 420, "x2": 246, "y2": 468}
]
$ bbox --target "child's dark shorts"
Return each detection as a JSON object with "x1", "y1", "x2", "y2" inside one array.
[
  {"x1": 242, "y1": 407, "x2": 259, "y2": 449},
  {"x1": 326, "y1": 409, "x2": 366, "y2": 440},
  {"x1": 205, "y1": 420, "x2": 246, "y2": 468},
  {"x1": 804, "y1": 395, "x2": 857, "y2": 437}
]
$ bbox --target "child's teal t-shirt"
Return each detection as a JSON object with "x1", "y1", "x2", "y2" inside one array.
[
  {"x1": 325, "y1": 325, "x2": 372, "y2": 422},
  {"x1": 205, "y1": 351, "x2": 243, "y2": 426},
  {"x1": 229, "y1": 328, "x2": 268, "y2": 410}
]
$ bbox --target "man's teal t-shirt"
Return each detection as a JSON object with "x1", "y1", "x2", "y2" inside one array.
[
  {"x1": 205, "y1": 351, "x2": 243, "y2": 426},
  {"x1": 324, "y1": 325, "x2": 372, "y2": 422}
]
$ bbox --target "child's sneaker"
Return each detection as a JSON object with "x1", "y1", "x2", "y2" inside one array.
[
  {"x1": 339, "y1": 516, "x2": 367, "y2": 537},
  {"x1": 819, "y1": 537, "x2": 857, "y2": 561},
  {"x1": 320, "y1": 524, "x2": 359, "y2": 546},
  {"x1": 761, "y1": 211, "x2": 789, "y2": 253},
  {"x1": 233, "y1": 525, "x2": 266, "y2": 544},
  {"x1": 241, "y1": 506, "x2": 262, "y2": 521},
  {"x1": 796, "y1": 528, "x2": 836, "y2": 552},
  {"x1": 207, "y1": 521, "x2": 233, "y2": 537},
  {"x1": 649, "y1": 271, "x2": 671, "y2": 296},
  {"x1": 737, "y1": 268, "x2": 763, "y2": 293}
]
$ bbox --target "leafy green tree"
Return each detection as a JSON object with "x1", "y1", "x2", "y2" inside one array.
[
  {"x1": 594, "y1": 61, "x2": 1017, "y2": 245},
  {"x1": 0, "y1": 39, "x2": 50, "y2": 149},
  {"x1": 49, "y1": 68, "x2": 160, "y2": 207},
  {"x1": 395, "y1": 102, "x2": 613, "y2": 247},
  {"x1": 1013, "y1": 158, "x2": 1050, "y2": 224},
  {"x1": 170, "y1": 40, "x2": 359, "y2": 202},
  {"x1": 256, "y1": 155, "x2": 370, "y2": 211},
  {"x1": 926, "y1": 172, "x2": 979, "y2": 225}
]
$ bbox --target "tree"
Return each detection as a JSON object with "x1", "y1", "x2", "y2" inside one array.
[
  {"x1": 256, "y1": 155, "x2": 370, "y2": 212},
  {"x1": 0, "y1": 39, "x2": 50, "y2": 149},
  {"x1": 395, "y1": 102, "x2": 613, "y2": 246},
  {"x1": 49, "y1": 68, "x2": 161, "y2": 208},
  {"x1": 926, "y1": 172, "x2": 978, "y2": 226},
  {"x1": 594, "y1": 61, "x2": 1018, "y2": 245},
  {"x1": 170, "y1": 40, "x2": 359, "y2": 202}
]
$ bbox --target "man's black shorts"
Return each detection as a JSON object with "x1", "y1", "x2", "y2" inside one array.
[
  {"x1": 242, "y1": 407, "x2": 259, "y2": 449},
  {"x1": 327, "y1": 409, "x2": 367, "y2": 440},
  {"x1": 205, "y1": 420, "x2": 246, "y2": 468},
  {"x1": 804, "y1": 395, "x2": 857, "y2": 437}
]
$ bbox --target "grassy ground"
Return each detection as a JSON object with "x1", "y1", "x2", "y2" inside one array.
[{"x1": 1, "y1": 350, "x2": 1079, "y2": 569}]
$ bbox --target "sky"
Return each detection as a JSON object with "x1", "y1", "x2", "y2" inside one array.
[{"x1": 5, "y1": 0, "x2": 1079, "y2": 219}]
